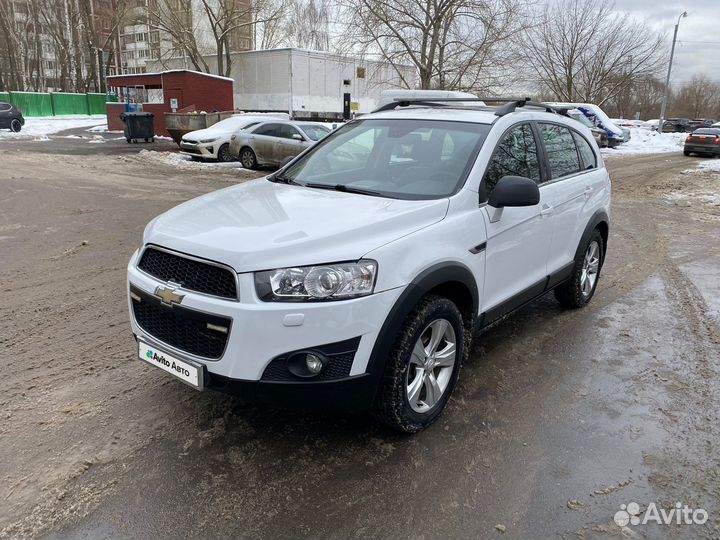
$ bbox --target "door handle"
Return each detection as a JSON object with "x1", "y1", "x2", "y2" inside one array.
[
  {"x1": 584, "y1": 186, "x2": 593, "y2": 198},
  {"x1": 540, "y1": 204, "x2": 554, "y2": 216}
]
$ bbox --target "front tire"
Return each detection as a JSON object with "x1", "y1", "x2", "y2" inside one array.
[
  {"x1": 10, "y1": 119, "x2": 22, "y2": 133},
  {"x1": 217, "y1": 143, "x2": 232, "y2": 162},
  {"x1": 374, "y1": 295, "x2": 466, "y2": 433},
  {"x1": 239, "y1": 147, "x2": 258, "y2": 169},
  {"x1": 554, "y1": 229, "x2": 604, "y2": 309}
]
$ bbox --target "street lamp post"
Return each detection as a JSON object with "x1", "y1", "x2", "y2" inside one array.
[{"x1": 658, "y1": 11, "x2": 687, "y2": 133}]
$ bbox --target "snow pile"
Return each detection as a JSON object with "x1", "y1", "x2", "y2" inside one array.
[
  {"x1": 601, "y1": 128, "x2": 686, "y2": 155},
  {"x1": 137, "y1": 150, "x2": 247, "y2": 170},
  {"x1": 0, "y1": 115, "x2": 106, "y2": 140},
  {"x1": 698, "y1": 159, "x2": 720, "y2": 172}
]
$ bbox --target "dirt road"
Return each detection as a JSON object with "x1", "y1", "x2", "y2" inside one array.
[{"x1": 1, "y1": 139, "x2": 719, "y2": 539}]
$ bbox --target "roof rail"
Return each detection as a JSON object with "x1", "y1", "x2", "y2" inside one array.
[
  {"x1": 372, "y1": 96, "x2": 560, "y2": 116},
  {"x1": 493, "y1": 98, "x2": 558, "y2": 116}
]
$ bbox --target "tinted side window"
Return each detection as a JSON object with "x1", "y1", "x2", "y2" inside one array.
[
  {"x1": 253, "y1": 123, "x2": 282, "y2": 137},
  {"x1": 482, "y1": 124, "x2": 541, "y2": 199},
  {"x1": 539, "y1": 124, "x2": 581, "y2": 179},
  {"x1": 278, "y1": 124, "x2": 301, "y2": 139},
  {"x1": 572, "y1": 132, "x2": 596, "y2": 170},
  {"x1": 0, "y1": 102, "x2": 11, "y2": 111}
]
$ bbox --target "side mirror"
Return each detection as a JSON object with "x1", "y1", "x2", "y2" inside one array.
[
  {"x1": 292, "y1": 133, "x2": 304, "y2": 141},
  {"x1": 488, "y1": 176, "x2": 540, "y2": 208}
]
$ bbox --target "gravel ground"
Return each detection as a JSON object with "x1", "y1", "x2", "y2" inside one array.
[{"x1": 0, "y1": 136, "x2": 719, "y2": 540}]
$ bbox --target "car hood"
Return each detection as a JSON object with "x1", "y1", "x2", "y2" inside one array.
[
  {"x1": 143, "y1": 178, "x2": 449, "y2": 272},
  {"x1": 182, "y1": 126, "x2": 233, "y2": 141}
]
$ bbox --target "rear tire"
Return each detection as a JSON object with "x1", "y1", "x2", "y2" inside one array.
[
  {"x1": 217, "y1": 143, "x2": 233, "y2": 162},
  {"x1": 239, "y1": 147, "x2": 258, "y2": 169},
  {"x1": 684, "y1": 150, "x2": 691, "y2": 156},
  {"x1": 374, "y1": 295, "x2": 466, "y2": 433},
  {"x1": 10, "y1": 118, "x2": 21, "y2": 133},
  {"x1": 554, "y1": 229, "x2": 604, "y2": 309}
]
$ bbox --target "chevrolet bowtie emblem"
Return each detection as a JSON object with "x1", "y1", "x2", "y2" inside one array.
[{"x1": 155, "y1": 286, "x2": 185, "y2": 305}]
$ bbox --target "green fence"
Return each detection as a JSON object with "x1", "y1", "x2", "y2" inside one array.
[{"x1": 0, "y1": 91, "x2": 116, "y2": 116}]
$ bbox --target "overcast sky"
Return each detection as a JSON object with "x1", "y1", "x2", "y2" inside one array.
[{"x1": 613, "y1": 0, "x2": 720, "y2": 84}]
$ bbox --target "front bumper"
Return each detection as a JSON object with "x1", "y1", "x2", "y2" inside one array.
[
  {"x1": 127, "y1": 249, "x2": 403, "y2": 407},
  {"x1": 179, "y1": 141, "x2": 216, "y2": 159}
]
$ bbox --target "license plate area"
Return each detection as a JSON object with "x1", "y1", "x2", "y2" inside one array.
[{"x1": 138, "y1": 341, "x2": 204, "y2": 390}]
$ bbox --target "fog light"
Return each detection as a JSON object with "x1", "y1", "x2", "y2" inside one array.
[{"x1": 305, "y1": 353, "x2": 323, "y2": 375}]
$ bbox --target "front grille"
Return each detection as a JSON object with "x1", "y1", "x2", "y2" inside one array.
[
  {"x1": 138, "y1": 247, "x2": 237, "y2": 300},
  {"x1": 131, "y1": 286, "x2": 231, "y2": 359},
  {"x1": 261, "y1": 338, "x2": 360, "y2": 381}
]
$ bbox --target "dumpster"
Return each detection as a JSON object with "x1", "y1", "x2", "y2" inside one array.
[
  {"x1": 164, "y1": 111, "x2": 234, "y2": 145},
  {"x1": 120, "y1": 112, "x2": 155, "y2": 143}
]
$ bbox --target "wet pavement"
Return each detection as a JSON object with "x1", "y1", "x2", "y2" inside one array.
[{"x1": 0, "y1": 137, "x2": 719, "y2": 539}]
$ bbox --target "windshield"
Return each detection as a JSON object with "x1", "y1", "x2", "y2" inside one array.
[
  {"x1": 300, "y1": 124, "x2": 331, "y2": 141},
  {"x1": 278, "y1": 119, "x2": 490, "y2": 200}
]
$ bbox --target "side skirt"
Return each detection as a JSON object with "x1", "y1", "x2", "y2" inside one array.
[{"x1": 478, "y1": 261, "x2": 575, "y2": 329}]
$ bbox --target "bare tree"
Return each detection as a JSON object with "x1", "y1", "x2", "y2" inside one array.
[
  {"x1": 253, "y1": 0, "x2": 288, "y2": 50},
  {"x1": 337, "y1": 0, "x2": 531, "y2": 92},
  {"x1": 672, "y1": 75, "x2": 720, "y2": 119},
  {"x1": 148, "y1": 0, "x2": 212, "y2": 73},
  {"x1": 526, "y1": 0, "x2": 666, "y2": 105},
  {"x1": 284, "y1": 0, "x2": 331, "y2": 51}
]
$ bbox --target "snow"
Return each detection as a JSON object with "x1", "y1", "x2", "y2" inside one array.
[
  {"x1": 0, "y1": 115, "x2": 106, "y2": 140},
  {"x1": 137, "y1": 150, "x2": 248, "y2": 170},
  {"x1": 697, "y1": 159, "x2": 720, "y2": 172},
  {"x1": 601, "y1": 128, "x2": 686, "y2": 156}
]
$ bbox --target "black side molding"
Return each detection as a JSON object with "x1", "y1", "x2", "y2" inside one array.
[{"x1": 469, "y1": 242, "x2": 487, "y2": 254}]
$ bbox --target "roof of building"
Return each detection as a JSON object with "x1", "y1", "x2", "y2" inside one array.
[{"x1": 107, "y1": 69, "x2": 233, "y2": 82}]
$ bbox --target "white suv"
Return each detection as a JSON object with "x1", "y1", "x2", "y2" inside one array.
[{"x1": 127, "y1": 98, "x2": 610, "y2": 432}]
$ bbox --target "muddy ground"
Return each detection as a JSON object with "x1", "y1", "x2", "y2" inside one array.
[{"x1": 1, "y1": 132, "x2": 719, "y2": 540}]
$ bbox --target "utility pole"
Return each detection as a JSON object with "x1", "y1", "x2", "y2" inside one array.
[{"x1": 658, "y1": 11, "x2": 687, "y2": 133}]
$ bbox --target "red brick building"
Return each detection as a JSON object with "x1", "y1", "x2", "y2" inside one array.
[{"x1": 106, "y1": 69, "x2": 234, "y2": 136}]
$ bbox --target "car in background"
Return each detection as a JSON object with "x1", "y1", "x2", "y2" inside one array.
[
  {"x1": 683, "y1": 128, "x2": 720, "y2": 157},
  {"x1": 645, "y1": 119, "x2": 660, "y2": 130},
  {"x1": 0, "y1": 102, "x2": 25, "y2": 132},
  {"x1": 713, "y1": 122, "x2": 720, "y2": 128},
  {"x1": 688, "y1": 119, "x2": 717, "y2": 131},
  {"x1": 549, "y1": 102, "x2": 626, "y2": 147},
  {"x1": 229, "y1": 120, "x2": 331, "y2": 169},
  {"x1": 662, "y1": 118, "x2": 690, "y2": 133},
  {"x1": 561, "y1": 107, "x2": 608, "y2": 147},
  {"x1": 180, "y1": 115, "x2": 282, "y2": 162}
]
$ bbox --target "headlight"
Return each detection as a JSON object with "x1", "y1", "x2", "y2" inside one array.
[
  {"x1": 255, "y1": 260, "x2": 377, "y2": 301},
  {"x1": 198, "y1": 138, "x2": 217, "y2": 144}
]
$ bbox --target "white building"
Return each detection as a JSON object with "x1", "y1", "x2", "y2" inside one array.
[{"x1": 149, "y1": 48, "x2": 418, "y2": 118}]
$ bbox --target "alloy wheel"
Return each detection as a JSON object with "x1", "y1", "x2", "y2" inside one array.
[
  {"x1": 580, "y1": 240, "x2": 600, "y2": 298},
  {"x1": 405, "y1": 318, "x2": 457, "y2": 413}
]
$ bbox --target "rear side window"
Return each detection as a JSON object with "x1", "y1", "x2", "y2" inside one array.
[
  {"x1": 572, "y1": 132, "x2": 596, "y2": 170},
  {"x1": 482, "y1": 124, "x2": 541, "y2": 200},
  {"x1": 539, "y1": 124, "x2": 581, "y2": 179}
]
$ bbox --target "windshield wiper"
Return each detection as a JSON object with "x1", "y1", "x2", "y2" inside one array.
[
  {"x1": 302, "y1": 182, "x2": 387, "y2": 197},
  {"x1": 268, "y1": 174, "x2": 300, "y2": 185}
]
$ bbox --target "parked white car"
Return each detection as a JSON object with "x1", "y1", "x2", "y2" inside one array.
[
  {"x1": 179, "y1": 115, "x2": 280, "y2": 162},
  {"x1": 228, "y1": 120, "x2": 331, "y2": 169},
  {"x1": 128, "y1": 98, "x2": 611, "y2": 432}
]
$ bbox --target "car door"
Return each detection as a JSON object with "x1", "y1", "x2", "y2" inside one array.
[
  {"x1": 480, "y1": 123, "x2": 554, "y2": 318},
  {"x1": 250, "y1": 123, "x2": 283, "y2": 163},
  {"x1": 535, "y1": 123, "x2": 596, "y2": 279},
  {"x1": 273, "y1": 124, "x2": 306, "y2": 164}
]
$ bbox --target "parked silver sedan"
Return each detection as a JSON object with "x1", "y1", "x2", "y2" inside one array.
[{"x1": 229, "y1": 120, "x2": 331, "y2": 169}]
